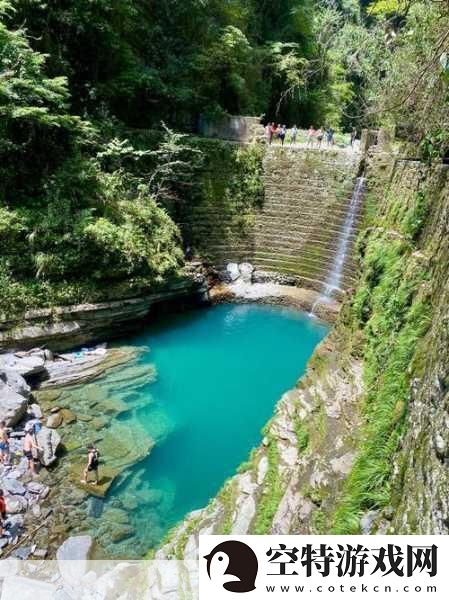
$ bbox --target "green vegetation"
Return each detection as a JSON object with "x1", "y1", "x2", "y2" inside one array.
[
  {"x1": 253, "y1": 434, "x2": 285, "y2": 535},
  {"x1": 332, "y1": 192, "x2": 432, "y2": 532}
]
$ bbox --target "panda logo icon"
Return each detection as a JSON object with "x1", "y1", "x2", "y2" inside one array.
[{"x1": 204, "y1": 540, "x2": 258, "y2": 593}]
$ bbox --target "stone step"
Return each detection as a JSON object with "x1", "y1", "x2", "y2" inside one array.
[
  {"x1": 199, "y1": 238, "x2": 356, "y2": 265},
  {"x1": 203, "y1": 248, "x2": 357, "y2": 283},
  {"x1": 251, "y1": 251, "x2": 357, "y2": 276},
  {"x1": 186, "y1": 206, "x2": 364, "y2": 225},
  {"x1": 196, "y1": 232, "x2": 357, "y2": 251},
  {"x1": 255, "y1": 215, "x2": 363, "y2": 230},
  {"x1": 250, "y1": 258, "x2": 357, "y2": 287},
  {"x1": 194, "y1": 224, "x2": 359, "y2": 243},
  {"x1": 252, "y1": 232, "x2": 358, "y2": 249},
  {"x1": 188, "y1": 215, "x2": 360, "y2": 234}
]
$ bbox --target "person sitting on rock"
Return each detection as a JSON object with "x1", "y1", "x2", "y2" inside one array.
[
  {"x1": 0, "y1": 421, "x2": 10, "y2": 465},
  {"x1": 23, "y1": 423, "x2": 43, "y2": 476},
  {"x1": 81, "y1": 444, "x2": 100, "y2": 486},
  {"x1": 0, "y1": 489, "x2": 6, "y2": 538}
]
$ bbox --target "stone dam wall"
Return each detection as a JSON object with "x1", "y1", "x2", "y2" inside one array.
[{"x1": 183, "y1": 146, "x2": 364, "y2": 296}]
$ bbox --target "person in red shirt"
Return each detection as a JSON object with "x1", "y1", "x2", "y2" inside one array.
[{"x1": 0, "y1": 490, "x2": 7, "y2": 537}]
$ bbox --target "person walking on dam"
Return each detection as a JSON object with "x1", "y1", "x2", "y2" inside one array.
[
  {"x1": 290, "y1": 124, "x2": 298, "y2": 145},
  {"x1": 306, "y1": 125, "x2": 316, "y2": 148},
  {"x1": 278, "y1": 124, "x2": 287, "y2": 146}
]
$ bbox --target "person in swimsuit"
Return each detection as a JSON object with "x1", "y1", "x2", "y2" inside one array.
[
  {"x1": 23, "y1": 424, "x2": 42, "y2": 475},
  {"x1": 316, "y1": 127, "x2": 324, "y2": 148},
  {"x1": 0, "y1": 421, "x2": 10, "y2": 465},
  {"x1": 81, "y1": 444, "x2": 100, "y2": 485}
]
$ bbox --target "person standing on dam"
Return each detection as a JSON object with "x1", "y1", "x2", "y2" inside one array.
[
  {"x1": 278, "y1": 124, "x2": 287, "y2": 146},
  {"x1": 307, "y1": 125, "x2": 316, "y2": 147},
  {"x1": 290, "y1": 124, "x2": 298, "y2": 145}
]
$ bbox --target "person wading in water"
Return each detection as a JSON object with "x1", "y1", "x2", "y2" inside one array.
[{"x1": 81, "y1": 444, "x2": 100, "y2": 485}]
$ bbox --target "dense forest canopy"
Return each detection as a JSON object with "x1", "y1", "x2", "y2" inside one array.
[{"x1": 1, "y1": 0, "x2": 449, "y2": 315}]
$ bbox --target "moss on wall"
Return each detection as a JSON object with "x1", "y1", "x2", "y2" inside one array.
[{"x1": 331, "y1": 159, "x2": 439, "y2": 533}]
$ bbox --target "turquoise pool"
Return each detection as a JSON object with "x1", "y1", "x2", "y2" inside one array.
[{"x1": 77, "y1": 303, "x2": 329, "y2": 556}]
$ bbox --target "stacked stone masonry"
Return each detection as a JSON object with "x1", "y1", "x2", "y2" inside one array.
[{"x1": 185, "y1": 146, "x2": 363, "y2": 294}]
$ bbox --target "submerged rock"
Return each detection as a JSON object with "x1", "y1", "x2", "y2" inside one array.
[
  {"x1": 110, "y1": 524, "x2": 135, "y2": 543},
  {"x1": 46, "y1": 411, "x2": 63, "y2": 429},
  {"x1": 61, "y1": 408, "x2": 76, "y2": 424}
]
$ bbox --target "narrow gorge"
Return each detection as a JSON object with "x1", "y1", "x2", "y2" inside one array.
[
  {"x1": 152, "y1": 136, "x2": 449, "y2": 584},
  {"x1": 3, "y1": 1, "x2": 449, "y2": 596}
]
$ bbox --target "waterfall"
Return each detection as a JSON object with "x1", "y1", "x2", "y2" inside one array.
[{"x1": 312, "y1": 176, "x2": 366, "y2": 314}]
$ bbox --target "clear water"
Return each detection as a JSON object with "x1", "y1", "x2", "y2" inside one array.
[{"x1": 77, "y1": 303, "x2": 328, "y2": 557}]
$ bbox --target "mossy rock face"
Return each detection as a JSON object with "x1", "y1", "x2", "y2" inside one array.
[{"x1": 183, "y1": 141, "x2": 362, "y2": 290}]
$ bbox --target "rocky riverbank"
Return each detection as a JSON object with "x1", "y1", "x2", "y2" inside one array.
[
  {"x1": 0, "y1": 343, "x2": 155, "y2": 560},
  {"x1": 210, "y1": 262, "x2": 341, "y2": 322},
  {"x1": 0, "y1": 276, "x2": 208, "y2": 352}
]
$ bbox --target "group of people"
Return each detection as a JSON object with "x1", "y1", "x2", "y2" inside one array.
[
  {"x1": 265, "y1": 123, "x2": 291, "y2": 146},
  {"x1": 306, "y1": 126, "x2": 336, "y2": 148},
  {"x1": 265, "y1": 122, "x2": 358, "y2": 149},
  {"x1": 1, "y1": 418, "x2": 44, "y2": 475}
]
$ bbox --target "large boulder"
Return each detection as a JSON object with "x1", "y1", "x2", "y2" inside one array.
[
  {"x1": 225, "y1": 262, "x2": 240, "y2": 282},
  {"x1": 3, "y1": 478, "x2": 26, "y2": 496},
  {"x1": 5, "y1": 495, "x2": 28, "y2": 514},
  {"x1": 0, "y1": 353, "x2": 46, "y2": 378},
  {"x1": 0, "y1": 576, "x2": 57, "y2": 600},
  {"x1": 0, "y1": 368, "x2": 31, "y2": 398},
  {"x1": 46, "y1": 411, "x2": 63, "y2": 429},
  {"x1": 0, "y1": 383, "x2": 28, "y2": 427},
  {"x1": 35, "y1": 426, "x2": 61, "y2": 466},
  {"x1": 239, "y1": 263, "x2": 254, "y2": 283},
  {"x1": 57, "y1": 535, "x2": 93, "y2": 590}
]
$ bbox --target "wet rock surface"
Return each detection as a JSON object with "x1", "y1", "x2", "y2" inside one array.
[{"x1": 0, "y1": 279, "x2": 207, "y2": 352}]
